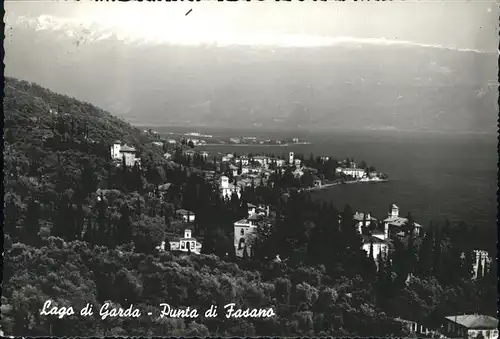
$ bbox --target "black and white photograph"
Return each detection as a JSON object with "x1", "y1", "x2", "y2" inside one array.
[{"x1": 3, "y1": 0, "x2": 499, "y2": 337}]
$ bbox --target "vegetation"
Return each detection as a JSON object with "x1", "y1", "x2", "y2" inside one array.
[{"x1": 2, "y1": 77, "x2": 496, "y2": 336}]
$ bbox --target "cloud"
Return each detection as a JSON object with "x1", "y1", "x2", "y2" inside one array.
[{"x1": 5, "y1": 13, "x2": 497, "y2": 54}]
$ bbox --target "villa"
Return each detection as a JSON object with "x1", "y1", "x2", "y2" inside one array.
[
  {"x1": 156, "y1": 229, "x2": 202, "y2": 255},
  {"x1": 220, "y1": 175, "x2": 242, "y2": 199},
  {"x1": 336, "y1": 167, "x2": 366, "y2": 179},
  {"x1": 353, "y1": 212, "x2": 377, "y2": 235},
  {"x1": 443, "y1": 315, "x2": 499, "y2": 339},
  {"x1": 234, "y1": 214, "x2": 271, "y2": 258},
  {"x1": 362, "y1": 234, "x2": 390, "y2": 266},
  {"x1": 110, "y1": 141, "x2": 141, "y2": 167},
  {"x1": 175, "y1": 209, "x2": 195, "y2": 222},
  {"x1": 383, "y1": 204, "x2": 422, "y2": 238}
]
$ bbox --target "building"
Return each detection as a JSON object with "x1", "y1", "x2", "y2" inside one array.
[
  {"x1": 234, "y1": 214, "x2": 271, "y2": 258},
  {"x1": 275, "y1": 159, "x2": 286, "y2": 167},
  {"x1": 235, "y1": 156, "x2": 250, "y2": 166},
  {"x1": 167, "y1": 139, "x2": 177, "y2": 145},
  {"x1": 253, "y1": 156, "x2": 270, "y2": 167},
  {"x1": 289, "y1": 152, "x2": 294, "y2": 165},
  {"x1": 383, "y1": 204, "x2": 422, "y2": 238},
  {"x1": 222, "y1": 153, "x2": 234, "y2": 162},
  {"x1": 362, "y1": 235, "x2": 389, "y2": 266},
  {"x1": 292, "y1": 167, "x2": 304, "y2": 178},
  {"x1": 152, "y1": 141, "x2": 164, "y2": 147},
  {"x1": 229, "y1": 138, "x2": 241, "y2": 144},
  {"x1": 220, "y1": 176, "x2": 242, "y2": 200},
  {"x1": 336, "y1": 167, "x2": 366, "y2": 179},
  {"x1": 294, "y1": 158, "x2": 302, "y2": 167},
  {"x1": 110, "y1": 141, "x2": 140, "y2": 167},
  {"x1": 353, "y1": 212, "x2": 377, "y2": 235},
  {"x1": 394, "y1": 318, "x2": 433, "y2": 336},
  {"x1": 164, "y1": 152, "x2": 172, "y2": 160},
  {"x1": 156, "y1": 229, "x2": 202, "y2": 254},
  {"x1": 472, "y1": 250, "x2": 492, "y2": 279},
  {"x1": 175, "y1": 209, "x2": 195, "y2": 222},
  {"x1": 443, "y1": 315, "x2": 499, "y2": 339},
  {"x1": 199, "y1": 151, "x2": 210, "y2": 159}
]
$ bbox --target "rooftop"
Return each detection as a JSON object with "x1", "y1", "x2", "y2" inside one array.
[
  {"x1": 353, "y1": 212, "x2": 377, "y2": 222},
  {"x1": 120, "y1": 145, "x2": 136, "y2": 152},
  {"x1": 384, "y1": 216, "x2": 422, "y2": 228},
  {"x1": 445, "y1": 315, "x2": 499, "y2": 329},
  {"x1": 176, "y1": 209, "x2": 194, "y2": 215}
]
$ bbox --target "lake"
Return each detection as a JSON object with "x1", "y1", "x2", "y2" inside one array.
[{"x1": 155, "y1": 126, "x2": 497, "y2": 231}]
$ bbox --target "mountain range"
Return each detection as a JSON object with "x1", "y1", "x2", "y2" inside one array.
[{"x1": 5, "y1": 14, "x2": 498, "y2": 134}]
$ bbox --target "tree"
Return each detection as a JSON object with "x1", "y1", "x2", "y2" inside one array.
[{"x1": 24, "y1": 197, "x2": 41, "y2": 245}]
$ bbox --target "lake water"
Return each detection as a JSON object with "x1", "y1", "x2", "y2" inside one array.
[{"x1": 155, "y1": 126, "x2": 497, "y2": 231}]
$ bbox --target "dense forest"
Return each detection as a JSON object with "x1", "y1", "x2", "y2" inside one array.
[{"x1": 2, "y1": 77, "x2": 497, "y2": 336}]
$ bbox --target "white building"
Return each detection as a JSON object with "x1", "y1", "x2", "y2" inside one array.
[
  {"x1": 235, "y1": 156, "x2": 250, "y2": 166},
  {"x1": 362, "y1": 235, "x2": 389, "y2": 268},
  {"x1": 167, "y1": 139, "x2": 177, "y2": 145},
  {"x1": 383, "y1": 204, "x2": 422, "y2": 238},
  {"x1": 253, "y1": 156, "x2": 270, "y2": 167},
  {"x1": 110, "y1": 141, "x2": 140, "y2": 167},
  {"x1": 336, "y1": 167, "x2": 366, "y2": 179},
  {"x1": 220, "y1": 176, "x2": 242, "y2": 200},
  {"x1": 289, "y1": 151, "x2": 294, "y2": 165},
  {"x1": 164, "y1": 152, "x2": 172, "y2": 160},
  {"x1": 234, "y1": 214, "x2": 270, "y2": 258},
  {"x1": 444, "y1": 315, "x2": 499, "y2": 339},
  {"x1": 156, "y1": 229, "x2": 202, "y2": 254},
  {"x1": 275, "y1": 159, "x2": 286, "y2": 167},
  {"x1": 472, "y1": 249, "x2": 492, "y2": 279},
  {"x1": 222, "y1": 153, "x2": 234, "y2": 163},
  {"x1": 353, "y1": 212, "x2": 377, "y2": 235},
  {"x1": 176, "y1": 209, "x2": 195, "y2": 222},
  {"x1": 199, "y1": 151, "x2": 210, "y2": 159},
  {"x1": 294, "y1": 158, "x2": 302, "y2": 167}
]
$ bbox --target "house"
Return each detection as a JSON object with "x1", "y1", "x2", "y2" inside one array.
[
  {"x1": 292, "y1": 138, "x2": 299, "y2": 143},
  {"x1": 253, "y1": 156, "x2": 270, "y2": 167},
  {"x1": 394, "y1": 318, "x2": 433, "y2": 336},
  {"x1": 235, "y1": 156, "x2": 250, "y2": 166},
  {"x1": 183, "y1": 150, "x2": 196, "y2": 157},
  {"x1": 294, "y1": 158, "x2": 302, "y2": 167},
  {"x1": 472, "y1": 250, "x2": 492, "y2": 279},
  {"x1": 336, "y1": 167, "x2": 366, "y2": 179},
  {"x1": 247, "y1": 203, "x2": 257, "y2": 217},
  {"x1": 383, "y1": 204, "x2": 422, "y2": 238},
  {"x1": 222, "y1": 153, "x2": 234, "y2": 162},
  {"x1": 110, "y1": 141, "x2": 140, "y2": 167},
  {"x1": 175, "y1": 209, "x2": 195, "y2": 222},
  {"x1": 313, "y1": 179, "x2": 322, "y2": 188},
  {"x1": 152, "y1": 141, "x2": 164, "y2": 147},
  {"x1": 167, "y1": 139, "x2": 177, "y2": 145},
  {"x1": 292, "y1": 167, "x2": 304, "y2": 178},
  {"x1": 353, "y1": 212, "x2": 377, "y2": 235},
  {"x1": 275, "y1": 159, "x2": 286, "y2": 167},
  {"x1": 234, "y1": 214, "x2": 271, "y2": 258},
  {"x1": 156, "y1": 229, "x2": 202, "y2": 254},
  {"x1": 220, "y1": 176, "x2": 242, "y2": 199},
  {"x1": 229, "y1": 138, "x2": 241, "y2": 144},
  {"x1": 289, "y1": 152, "x2": 294, "y2": 164},
  {"x1": 256, "y1": 204, "x2": 270, "y2": 217},
  {"x1": 443, "y1": 315, "x2": 499, "y2": 339},
  {"x1": 362, "y1": 235, "x2": 389, "y2": 266},
  {"x1": 164, "y1": 152, "x2": 172, "y2": 160},
  {"x1": 199, "y1": 151, "x2": 209, "y2": 159}
]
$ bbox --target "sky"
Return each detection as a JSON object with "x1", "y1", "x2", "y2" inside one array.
[{"x1": 5, "y1": 0, "x2": 499, "y2": 52}]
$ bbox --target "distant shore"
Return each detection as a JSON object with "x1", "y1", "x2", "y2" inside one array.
[{"x1": 200, "y1": 142, "x2": 312, "y2": 147}]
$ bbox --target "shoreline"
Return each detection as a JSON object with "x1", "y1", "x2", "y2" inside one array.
[{"x1": 305, "y1": 179, "x2": 389, "y2": 192}]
